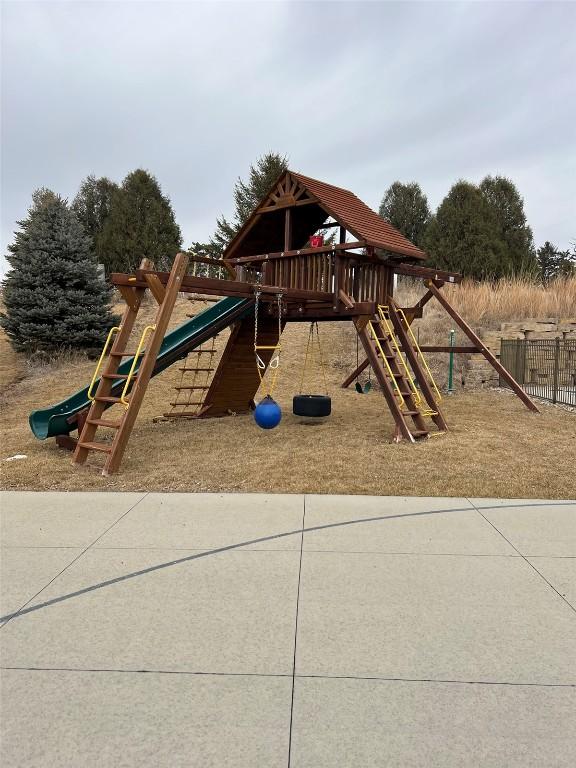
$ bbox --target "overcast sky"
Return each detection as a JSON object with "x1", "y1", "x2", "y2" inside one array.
[{"x1": 1, "y1": 0, "x2": 575, "y2": 275}]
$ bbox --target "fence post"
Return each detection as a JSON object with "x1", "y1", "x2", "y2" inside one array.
[
  {"x1": 521, "y1": 339, "x2": 527, "y2": 385},
  {"x1": 552, "y1": 337, "x2": 560, "y2": 404}
]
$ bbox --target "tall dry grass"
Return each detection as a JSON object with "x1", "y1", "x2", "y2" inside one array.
[{"x1": 397, "y1": 275, "x2": 576, "y2": 327}]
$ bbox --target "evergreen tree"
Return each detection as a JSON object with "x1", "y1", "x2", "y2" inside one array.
[
  {"x1": 210, "y1": 152, "x2": 288, "y2": 255},
  {"x1": 537, "y1": 241, "x2": 576, "y2": 282},
  {"x1": 378, "y1": 181, "x2": 431, "y2": 247},
  {"x1": 187, "y1": 241, "x2": 227, "y2": 278},
  {"x1": 537, "y1": 241, "x2": 559, "y2": 283},
  {"x1": 424, "y1": 181, "x2": 507, "y2": 279},
  {"x1": 97, "y1": 169, "x2": 182, "y2": 273},
  {"x1": 72, "y1": 175, "x2": 119, "y2": 263},
  {"x1": 1, "y1": 189, "x2": 117, "y2": 354},
  {"x1": 479, "y1": 175, "x2": 537, "y2": 274}
]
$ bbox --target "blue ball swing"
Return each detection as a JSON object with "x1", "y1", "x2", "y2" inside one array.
[
  {"x1": 253, "y1": 290, "x2": 283, "y2": 430},
  {"x1": 254, "y1": 395, "x2": 282, "y2": 429}
]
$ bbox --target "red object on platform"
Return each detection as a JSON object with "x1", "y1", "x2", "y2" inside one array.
[{"x1": 310, "y1": 235, "x2": 324, "y2": 247}]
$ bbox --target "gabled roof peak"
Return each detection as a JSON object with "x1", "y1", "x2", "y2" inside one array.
[{"x1": 224, "y1": 170, "x2": 426, "y2": 261}]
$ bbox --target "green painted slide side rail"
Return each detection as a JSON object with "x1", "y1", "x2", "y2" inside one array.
[{"x1": 29, "y1": 297, "x2": 253, "y2": 440}]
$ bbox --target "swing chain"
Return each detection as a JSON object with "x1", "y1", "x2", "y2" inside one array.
[
  {"x1": 299, "y1": 321, "x2": 328, "y2": 394},
  {"x1": 253, "y1": 288, "x2": 283, "y2": 392}
]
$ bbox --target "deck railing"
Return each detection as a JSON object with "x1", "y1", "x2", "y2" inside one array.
[{"x1": 237, "y1": 252, "x2": 394, "y2": 305}]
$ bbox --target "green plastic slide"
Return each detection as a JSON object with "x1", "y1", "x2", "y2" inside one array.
[{"x1": 29, "y1": 297, "x2": 252, "y2": 440}]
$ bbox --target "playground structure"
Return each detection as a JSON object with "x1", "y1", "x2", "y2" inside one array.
[{"x1": 29, "y1": 171, "x2": 539, "y2": 475}]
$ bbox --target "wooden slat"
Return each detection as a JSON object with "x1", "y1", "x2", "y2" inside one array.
[
  {"x1": 78, "y1": 441, "x2": 112, "y2": 453},
  {"x1": 87, "y1": 418, "x2": 122, "y2": 428}
]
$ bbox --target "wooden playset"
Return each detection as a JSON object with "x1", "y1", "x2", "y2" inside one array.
[{"x1": 29, "y1": 171, "x2": 538, "y2": 474}]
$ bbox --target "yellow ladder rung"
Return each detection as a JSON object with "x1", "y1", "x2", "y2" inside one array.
[{"x1": 255, "y1": 345, "x2": 281, "y2": 351}]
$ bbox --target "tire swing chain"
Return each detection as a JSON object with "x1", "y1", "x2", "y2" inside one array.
[
  {"x1": 299, "y1": 322, "x2": 328, "y2": 395},
  {"x1": 254, "y1": 289, "x2": 283, "y2": 398}
]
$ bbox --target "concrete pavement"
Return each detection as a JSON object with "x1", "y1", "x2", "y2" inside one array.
[{"x1": 1, "y1": 491, "x2": 575, "y2": 766}]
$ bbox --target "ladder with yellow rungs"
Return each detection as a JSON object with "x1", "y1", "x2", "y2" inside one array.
[
  {"x1": 72, "y1": 253, "x2": 189, "y2": 475},
  {"x1": 357, "y1": 317, "x2": 430, "y2": 442},
  {"x1": 378, "y1": 303, "x2": 448, "y2": 435}
]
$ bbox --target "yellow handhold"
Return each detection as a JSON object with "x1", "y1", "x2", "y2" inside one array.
[
  {"x1": 87, "y1": 326, "x2": 121, "y2": 401},
  {"x1": 120, "y1": 325, "x2": 156, "y2": 407}
]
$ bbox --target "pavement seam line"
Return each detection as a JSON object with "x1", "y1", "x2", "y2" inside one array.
[
  {"x1": 467, "y1": 498, "x2": 576, "y2": 616},
  {"x1": 287, "y1": 495, "x2": 306, "y2": 768},
  {"x1": 0, "y1": 492, "x2": 150, "y2": 631},
  {"x1": 2, "y1": 666, "x2": 574, "y2": 688}
]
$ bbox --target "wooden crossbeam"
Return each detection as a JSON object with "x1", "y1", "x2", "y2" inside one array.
[
  {"x1": 258, "y1": 197, "x2": 318, "y2": 213},
  {"x1": 284, "y1": 302, "x2": 376, "y2": 320},
  {"x1": 112, "y1": 271, "x2": 332, "y2": 304},
  {"x1": 390, "y1": 263, "x2": 463, "y2": 283}
]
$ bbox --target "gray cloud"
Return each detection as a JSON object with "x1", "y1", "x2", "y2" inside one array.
[{"x1": 2, "y1": 0, "x2": 575, "y2": 275}]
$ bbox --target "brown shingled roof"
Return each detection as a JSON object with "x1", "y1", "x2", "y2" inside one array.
[
  {"x1": 290, "y1": 172, "x2": 426, "y2": 260},
  {"x1": 223, "y1": 170, "x2": 426, "y2": 262}
]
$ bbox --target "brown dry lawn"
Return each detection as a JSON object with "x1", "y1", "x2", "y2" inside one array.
[{"x1": 1, "y1": 295, "x2": 575, "y2": 498}]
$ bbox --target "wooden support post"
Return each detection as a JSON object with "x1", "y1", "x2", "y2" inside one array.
[
  {"x1": 144, "y1": 273, "x2": 166, "y2": 305},
  {"x1": 338, "y1": 289, "x2": 355, "y2": 309},
  {"x1": 284, "y1": 208, "x2": 292, "y2": 252},
  {"x1": 400, "y1": 289, "x2": 436, "y2": 322},
  {"x1": 426, "y1": 280, "x2": 540, "y2": 413},
  {"x1": 333, "y1": 254, "x2": 342, "y2": 310},
  {"x1": 118, "y1": 286, "x2": 142, "y2": 313}
]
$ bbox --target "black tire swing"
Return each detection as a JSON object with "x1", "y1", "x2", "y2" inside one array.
[{"x1": 293, "y1": 322, "x2": 331, "y2": 419}]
